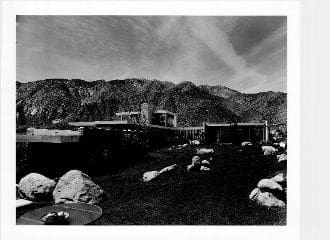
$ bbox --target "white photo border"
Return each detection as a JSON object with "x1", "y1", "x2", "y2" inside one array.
[{"x1": 1, "y1": 1, "x2": 300, "y2": 240}]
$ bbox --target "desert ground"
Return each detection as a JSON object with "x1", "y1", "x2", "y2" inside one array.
[{"x1": 89, "y1": 143, "x2": 286, "y2": 225}]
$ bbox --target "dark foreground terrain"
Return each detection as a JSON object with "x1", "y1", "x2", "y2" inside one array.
[{"x1": 91, "y1": 144, "x2": 286, "y2": 225}]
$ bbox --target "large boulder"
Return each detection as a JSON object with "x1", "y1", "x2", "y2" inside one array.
[
  {"x1": 249, "y1": 188, "x2": 261, "y2": 200},
  {"x1": 249, "y1": 188, "x2": 285, "y2": 207},
  {"x1": 18, "y1": 173, "x2": 56, "y2": 201},
  {"x1": 271, "y1": 172, "x2": 286, "y2": 183},
  {"x1": 142, "y1": 171, "x2": 159, "y2": 182},
  {"x1": 256, "y1": 191, "x2": 286, "y2": 207},
  {"x1": 257, "y1": 179, "x2": 283, "y2": 191},
  {"x1": 53, "y1": 170, "x2": 106, "y2": 204}
]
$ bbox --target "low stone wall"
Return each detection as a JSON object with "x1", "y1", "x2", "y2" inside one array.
[{"x1": 16, "y1": 127, "x2": 186, "y2": 181}]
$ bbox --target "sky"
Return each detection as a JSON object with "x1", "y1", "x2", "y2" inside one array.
[{"x1": 16, "y1": 16, "x2": 287, "y2": 93}]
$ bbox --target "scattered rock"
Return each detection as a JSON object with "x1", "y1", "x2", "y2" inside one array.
[
  {"x1": 249, "y1": 188, "x2": 285, "y2": 207},
  {"x1": 277, "y1": 154, "x2": 287, "y2": 162},
  {"x1": 143, "y1": 171, "x2": 160, "y2": 182},
  {"x1": 196, "y1": 148, "x2": 214, "y2": 155},
  {"x1": 279, "y1": 141, "x2": 286, "y2": 149},
  {"x1": 255, "y1": 191, "x2": 286, "y2": 207},
  {"x1": 257, "y1": 179, "x2": 283, "y2": 191},
  {"x1": 249, "y1": 188, "x2": 261, "y2": 200},
  {"x1": 241, "y1": 141, "x2": 252, "y2": 147},
  {"x1": 201, "y1": 160, "x2": 210, "y2": 165},
  {"x1": 18, "y1": 173, "x2": 56, "y2": 201},
  {"x1": 262, "y1": 146, "x2": 278, "y2": 156},
  {"x1": 187, "y1": 163, "x2": 202, "y2": 172},
  {"x1": 143, "y1": 164, "x2": 178, "y2": 182},
  {"x1": 53, "y1": 170, "x2": 106, "y2": 204},
  {"x1": 191, "y1": 156, "x2": 201, "y2": 165},
  {"x1": 177, "y1": 143, "x2": 188, "y2": 149},
  {"x1": 200, "y1": 166, "x2": 210, "y2": 171},
  {"x1": 159, "y1": 164, "x2": 177, "y2": 174},
  {"x1": 190, "y1": 140, "x2": 200, "y2": 145},
  {"x1": 271, "y1": 173, "x2": 286, "y2": 183},
  {"x1": 187, "y1": 164, "x2": 194, "y2": 172}
]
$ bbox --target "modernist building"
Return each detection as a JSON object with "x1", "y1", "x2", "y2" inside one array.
[
  {"x1": 115, "y1": 103, "x2": 177, "y2": 127},
  {"x1": 203, "y1": 121, "x2": 269, "y2": 144}
]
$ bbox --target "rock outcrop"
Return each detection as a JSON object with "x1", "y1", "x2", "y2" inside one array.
[
  {"x1": 18, "y1": 173, "x2": 56, "y2": 201},
  {"x1": 53, "y1": 170, "x2": 106, "y2": 204}
]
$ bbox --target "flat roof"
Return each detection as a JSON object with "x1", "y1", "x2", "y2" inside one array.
[
  {"x1": 205, "y1": 122, "x2": 265, "y2": 127},
  {"x1": 154, "y1": 110, "x2": 176, "y2": 116},
  {"x1": 115, "y1": 112, "x2": 140, "y2": 116},
  {"x1": 68, "y1": 120, "x2": 128, "y2": 127},
  {"x1": 68, "y1": 121, "x2": 96, "y2": 127},
  {"x1": 95, "y1": 120, "x2": 128, "y2": 125}
]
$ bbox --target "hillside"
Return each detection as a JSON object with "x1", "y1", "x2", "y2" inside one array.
[{"x1": 16, "y1": 78, "x2": 286, "y2": 128}]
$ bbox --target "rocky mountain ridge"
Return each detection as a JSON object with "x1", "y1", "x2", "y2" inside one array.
[{"x1": 16, "y1": 78, "x2": 286, "y2": 128}]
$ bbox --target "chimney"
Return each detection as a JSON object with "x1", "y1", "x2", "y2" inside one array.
[{"x1": 140, "y1": 103, "x2": 153, "y2": 125}]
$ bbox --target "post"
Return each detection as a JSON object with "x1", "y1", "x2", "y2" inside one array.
[
  {"x1": 165, "y1": 113, "x2": 167, "y2": 127},
  {"x1": 265, "y1": 120, "x2": 269, "y2": 142},
  {"x1": 173, "y1": 114, "x2": 177, "y2": 127}
]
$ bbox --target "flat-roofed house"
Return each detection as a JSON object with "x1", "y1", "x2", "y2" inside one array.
[
  {"x1": 115, "y1": 103, "x2": 178, "y2": 127},
  {"x1": 204, "y1": 122, "x2": 269, "y2": 144},
  {"x1": 152, "y1": 110, "x2": 177, "y2": 127},
  {"x1": 115, "y1": 111, "x2": 141, "y2": 124}
]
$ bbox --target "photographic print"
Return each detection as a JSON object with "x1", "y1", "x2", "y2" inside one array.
[{"x1": 15, "y1": 15, "x2": 287, "y2": 225}]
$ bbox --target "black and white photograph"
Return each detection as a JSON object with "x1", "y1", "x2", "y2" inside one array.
[
  {"x1": 15, "y1": 14, "x2": 288, "y2": 225},
  {"x1": 5, "y1": 0, "x2": 330, "y2": 239}
]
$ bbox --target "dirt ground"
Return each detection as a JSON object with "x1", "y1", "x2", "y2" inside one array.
[{"x1": 92, "y1": 144, "x2": 286, "y2": 225}]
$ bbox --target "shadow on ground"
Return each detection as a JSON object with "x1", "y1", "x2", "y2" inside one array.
[{"x1": 92, "y1": 144, "x2": 286, "y2": 225}]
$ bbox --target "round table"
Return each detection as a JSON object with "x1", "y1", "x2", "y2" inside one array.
[{"x1": 16, "y1": 202, "x2": 102, "y2": 225}]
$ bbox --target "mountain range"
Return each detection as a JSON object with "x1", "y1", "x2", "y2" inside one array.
[{"x1": 16, "y1": 78, "x2": 286, "y2": 128}]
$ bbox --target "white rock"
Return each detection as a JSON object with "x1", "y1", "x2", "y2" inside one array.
[
  {"x1": 191, "y1": 156, "x2": 201, "y2": 165},
  {"x1": 196, "y1": 148, "x2": 214, "y2": 155},
  {"x1": 18, "y1": 173, "x2": 56, "y2": 201},
  {"x1": 277, "y1": 153, "x2": 287, "y2": 162},
  {"x1": 271, "y1": 173, "x2": 286, "y2": 183},
  {"x1": 255, "y1": 191, "x2": 286, "y2": 207},
  {"x1": 200, "y1": 166, "x2": 210, "y2": 171},
  {"x1": 241, "y1": 141, "x2": 252, "y2": 147},
  {"x1": 143, "y1": 171, "x2": 160, "y2": 182},
  {"x1": 190, "y1": 140, "x2": 200, "y2": 145},
  {"x1": 201, "y1": 160, "x2": 210, "y2": 165},
  {"x1": 177, "y1": 143, "x2": 188, "y2": 149},
  {"x1": 257, "y1": 179, "x2": 283, "y2": 191},
  {"x1": 249, "y1": 188, "x2": 261, "y2": 200},
  {"x1": 159, "y1": 164, "x2": 177, "y2": 174},
  {"x1": 279, "y1": 141, "x2": 286, "y2": 149},
  {"x1": 187, "y1": 164, "x2": 194, "y2": 172},
  {"x1": 262, "y1": 146, "x2": 278, "y2": 156},
  {"x1": 53, "y1": 170, "x2": 106, "y2": 204}
]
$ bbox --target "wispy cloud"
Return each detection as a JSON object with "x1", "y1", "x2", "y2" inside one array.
[{"x1": 16, "y1": 16, "x2": 286, "y2": 93}]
